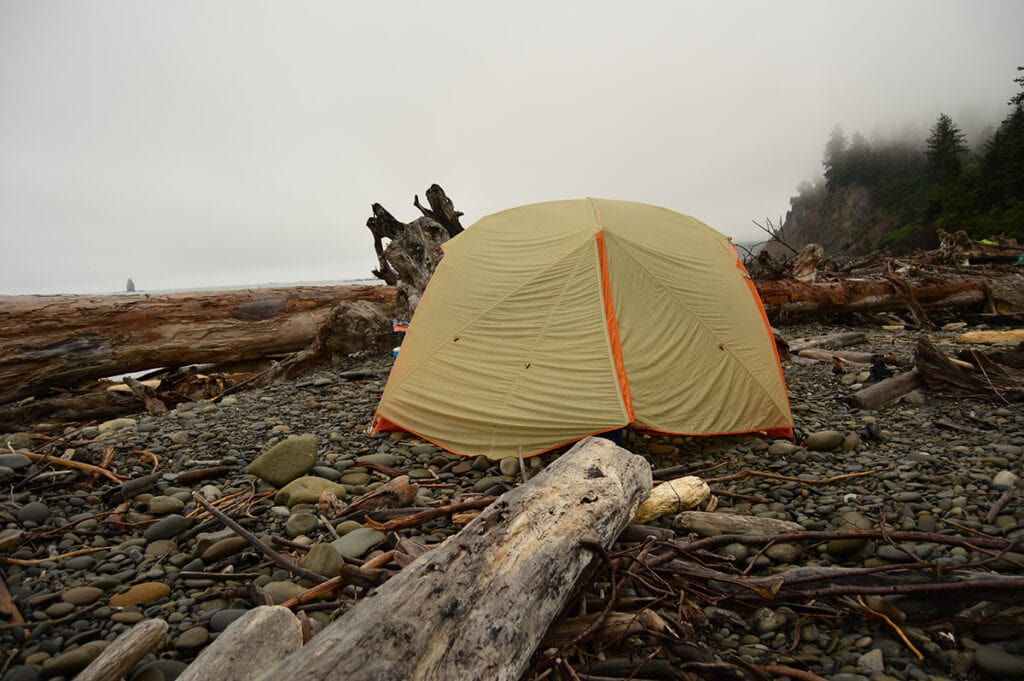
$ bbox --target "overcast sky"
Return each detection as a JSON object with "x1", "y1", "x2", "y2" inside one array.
[{"x1": 1, "y1": 1, "x2": 1020, "y2": 295}]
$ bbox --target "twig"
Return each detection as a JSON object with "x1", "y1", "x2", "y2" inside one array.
[
  {"x1": 133, "y1": 449, "x2": 161, "y2": 474},
  {"x1": 856, "y1": 596, "x2": 924, "y2": 660},
  {"x1": 365, "y1": 496, "x2": 497, "y2": 532},
  {"x1": 192, "y1": 492, "x2": 327, "y2": 584},
  {"x1": 12, "y1": 447, "x2": 124, "y2": 483},
  {"x1": 2, "y1": 546, "x2": 110, "y2": 566},
  {"x1": 987, "y1": 490, "x2": 1016, "y2": 525}
]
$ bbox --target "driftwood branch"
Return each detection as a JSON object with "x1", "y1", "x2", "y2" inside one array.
[{"x1": 191, "y1": 492, "x2": 327, "y2": 584}]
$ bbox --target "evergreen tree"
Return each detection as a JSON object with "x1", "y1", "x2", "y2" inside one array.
[
  {"x1": 822, "y1": 124, "x2": 847, "y2": 189},
  {"x1": 925, "y1": 113, "x2": 968, "y2": 186}
]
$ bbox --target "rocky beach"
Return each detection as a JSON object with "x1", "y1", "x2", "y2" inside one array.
[{"x1": 1, "y1": 322, "x2": 1022, "y2": 681}]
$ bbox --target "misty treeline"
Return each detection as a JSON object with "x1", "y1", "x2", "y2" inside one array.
[{"x1": 792, "y1": 67, "x2": 1024, "y2": 249}]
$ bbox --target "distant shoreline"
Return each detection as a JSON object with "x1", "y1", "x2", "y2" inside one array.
[{"x1": 2, "y1": 278, "x2": 384, "y2": 298}]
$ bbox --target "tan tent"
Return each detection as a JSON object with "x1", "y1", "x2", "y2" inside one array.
[{"x1": 371, "y1": 198, "x2": 793, "y2": 458}]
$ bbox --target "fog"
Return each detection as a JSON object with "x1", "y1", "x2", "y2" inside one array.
[{"x1": 1, "y1": 1, "x2": 1020, "y2": 294}]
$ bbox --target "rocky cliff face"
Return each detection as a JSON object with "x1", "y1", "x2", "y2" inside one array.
[{"x1": 764, "y1": 185, "x2": 897, "y2": 259}]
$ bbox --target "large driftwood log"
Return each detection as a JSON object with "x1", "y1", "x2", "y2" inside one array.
[
  {"x1": 754, "y1": 278, "x2": 987, "y2": 322},
  {"x1": 178, "y1": 607, "x2": 303, "y2": 681},
  {"x1": 0, "y1": 285, "x2": 394, "y2": 405},
  {"x1": 253, "y1": 437, "x2": 652, "y2": 681}
]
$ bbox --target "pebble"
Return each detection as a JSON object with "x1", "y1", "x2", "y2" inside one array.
[
  {"x1": 97, "y1": 417, "x2": 137, "y2": 433},
  {"x1": 974, "y1": 644, "x2": 1024, "y2": 678},
  {"x1": 129, "y1": 659, "x2": 189, "y2": 681},
  {"x1": 285, "y1": 512, "x2": 320, "y2": 537},
  {"x1": 174, "y1": 626, "x2": 210, "y2": 649},
  {"x1": 805, "y1": 430, "x2": 845, "y2": 451},
  {"x1": 61, "y1": 586, "x2": 105, "y2": 606},
  {"x1": 275, "y1": 476, "x2": 348, "y2": 506},
  {"x1": 143, "y1": 515, "x2": 190, "y2": 542},
  {"x1": 299, "y1": 542, "x2": 342, "y2": 577},
  {"x1": 16, "y1": 502, "x2": 49, "y2": 525},
  {"x1": 2, "y1": 328, "x2": 1020, "y2": 679},
  {"x1": 247, "y1": 433, "x2": 319, "y2": 487},
  {"x1": 331, "y1": 527, "x2": 386, "y2": 559},
  {"x1": 109, "y1": 582, "x2": 171, "y2": 607}
]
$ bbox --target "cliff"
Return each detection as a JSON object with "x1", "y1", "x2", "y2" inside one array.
[{"x1": 763, "y1": 184, "x2": 899, "y2": 259}]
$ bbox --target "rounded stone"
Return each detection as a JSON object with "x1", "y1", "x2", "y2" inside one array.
[
  {"x1": 275, "y1": 476, "x2": 348, "y2": 507},
  {"x1": 98, "y1": 417, "x2": 138, "y2": 433},
  {"x1": 146, "y1": 496, "x2": 185, "y2": 515},
  {"x1": 143, "y1": 515, "x2": 190, "y2": 542},
  {"x1": 16, "y1": 502, "x2": 49, "y2": 525},
  {"x1": 974, "y1": 643, "x2": 1024, "y2": 678},
  {"x1": 498, "y1": 458, "x2": 520, "y2": 477},
  {"x1": 804, "y1": 430, "x2": 845, "y2": 451},
  {"x1": 109, "y1": 582, "x2": 171, "y2": 607},
  {"x1": 129, "y1": 659, "x2": 189, "y2": 681},
  {"x1": 209, "y1": 608, "x2": 249, "y2": 632},
  {"x1": 299, "y1": 542, "x2": 342, "y2": 578},
  {"x1": 331, "y1": 527, "x2": 386, "y2": 559},
  {"x1": 247, "y1": 434, "x2": 319, "y2": 487},
  {"x1": 285, "y1": 512, "x2": 320, "y2": 538},
  {"x1": 173, "y1": 626, "x2": 210, "y2": 649},
  {"x1": 61, "y1": 586, "x2": 105, "y2": 606}
]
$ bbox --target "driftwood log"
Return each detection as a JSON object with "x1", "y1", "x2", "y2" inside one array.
[
  {"x1": 74, "y1": 618, "x2": 168, "y2": 681},
  {"x1": 0, "y1": 285, "x2": 394, "y2": 405},
  {"x1": 178, "y1": 607, "x2": 303, "y2": 681},
  {"x1": 754, "y1": 277, "x2": 987, "y2": 321},
  {"x1": 847, "y1": 368, "x2": 924, "y2": 409},
  {"x1": 251, "y1": 437, "x2": 652, "y2": 681}
]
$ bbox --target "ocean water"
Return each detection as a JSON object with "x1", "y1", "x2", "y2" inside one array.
[{"x1": 112, "y1": 277, "x2": 383, "y2": 296}]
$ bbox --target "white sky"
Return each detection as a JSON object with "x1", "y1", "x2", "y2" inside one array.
[{"x1": 1, "y1": 1, "x2": 1021, "y2": 294}]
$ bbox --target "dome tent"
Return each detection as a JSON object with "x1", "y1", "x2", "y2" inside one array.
[{"x1": 371, "y1": 198, "x2": 793, "y2": 458}]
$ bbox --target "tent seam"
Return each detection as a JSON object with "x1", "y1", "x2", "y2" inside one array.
[{"x1": 605, "y1": 232, "x2": 791, "y2": 418}]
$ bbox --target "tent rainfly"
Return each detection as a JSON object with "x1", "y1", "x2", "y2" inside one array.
[{"x1": 371, "y1": 198, "x2": 793, "y2": 458}]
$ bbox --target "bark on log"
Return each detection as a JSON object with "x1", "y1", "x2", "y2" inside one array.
[
  {"x1": 74, "y1": 618, "x2": 168, "y2": 681},
  {"x1": 0, "y1": 285, "x2": 395, "y2": 405},
  {"x1": 253, "y1": 437, "x2": 652, "y2": 681},
  {"x1": 846, "y1": 368, "x2": 924, "y2": 410},
  {"x1": 754, "y1": 278, "x2": 987, "y2": 322},
  {"x1": 178, "y1": 606, "x2": 303, "y2": 681}
]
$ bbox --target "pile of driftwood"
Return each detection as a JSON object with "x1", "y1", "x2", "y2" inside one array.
[
  {"x1": 2, "y1": 184, "x2": 1023, "y2": 426},
  {"x1": 53, "y1": 437, "x2": 1024, "y2": 681}
]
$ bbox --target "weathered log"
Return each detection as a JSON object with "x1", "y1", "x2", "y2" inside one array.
[
  {"x1": 0, "y1": 285, "x2": 395, "y2": 405},
  {"x1": 955, "y1": 329, "x2": 1024, "y2": 345},
  {"x1": 253, "y1": 437, "x2": 652, "y2": 681},
  {"x1": 796, "y1": 348, "x2": 905, "y2": 365},
  {"x1": 245, "y1": 299, "x2": 394, "y2": 387},
  {"x1": 789, "y1": 331, "x2": 866, "y2": 352},
  {"x1": 846, "y1": 368, "x2": 924, "y2": 410},
  {"x1": 755, "y1": 278, "x2": 987, "y2": 322},
  {"x1": 673, "y1": 511, "x2": 804, "y2": 536},
  {"x1": 632, "y1": 476, "x2": 709, "y2": 524},
  {"x1": 74, "y1": 618, "x2": 167, "y2": 681},
  {"x1": 178, "y1": 607, "x2": 303, "y2": 681}
]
